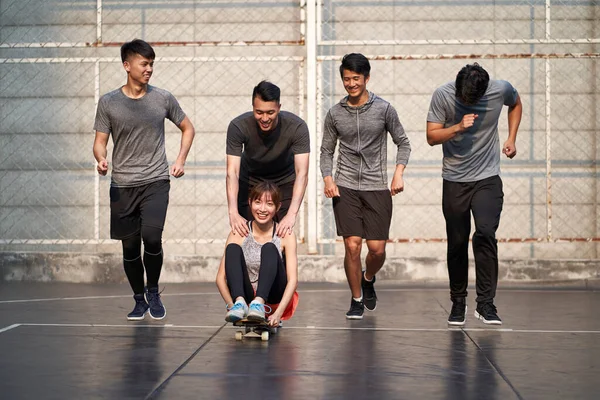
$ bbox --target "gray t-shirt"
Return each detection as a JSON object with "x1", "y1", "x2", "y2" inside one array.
[
  {"x1": 94, "y1": 85, "x2": 186, "y2": 187},
  {"x1": 226, "y1": 111, "x2": 310, "y2": 185},
  {"x1": 427, "y1": 80, "x2": 518, "y2": 182}
]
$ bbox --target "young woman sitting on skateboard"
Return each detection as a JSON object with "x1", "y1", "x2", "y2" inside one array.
[{"x1": 216, "y1": 181, "x2": 299, "y2": 327}]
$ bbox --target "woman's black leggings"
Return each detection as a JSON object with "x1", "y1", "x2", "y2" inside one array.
[{"x1": 225, "y1": 242, "x2": 287, "y2": 304}]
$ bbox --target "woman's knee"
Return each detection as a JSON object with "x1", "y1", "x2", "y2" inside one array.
[
  {"x1": 225, "y1": 243, "x2": 243, "y2": 257},
  {"x1": 261, "y1": 242, "x2": 278, "y2": 257}
]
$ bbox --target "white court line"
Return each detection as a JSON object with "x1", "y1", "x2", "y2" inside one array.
[
  {"x1": 18, "y1": 323, "x2": 223, "y2": 329},
  {"x1": 2, "y1": 287, "x2": 595, "y2": 305},
  {"x1": 0, "y1": 324, "x2": 21, "y2": 334},
  {"x1": 10, "y1": 323, "x2": 600, "y2": 334},
  {"x1": 0, "y1": 292, "x2": 219, "y2": 304}
]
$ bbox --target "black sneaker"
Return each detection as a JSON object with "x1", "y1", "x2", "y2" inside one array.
[
  {"x1": 474, "y1": 302, "x2": 502, "y2": 325},
  {"x1": 145, "y1": 286, "x2": 167, "y2": 320},
  {"x1": 346, "y1": 299, "x2": 364, "y2": 320},
  {"x1": 447, "y1": 299, "x2": 467, "y2": 326},
  {"x1": 127, "y1": 294, "x2": 149, "y2": 321},
  {"x1": 361, "y1": 272, "x2": 377, "y2": 311}
]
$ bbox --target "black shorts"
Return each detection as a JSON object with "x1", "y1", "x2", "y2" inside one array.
[
  {"x1": 238, "y1": 179, "x2": 293, "y2": 222},
  {"x1": 332, "y1": 186, "x2": 392, "y2": 240},
  {"x1": 109, "y1": 180, "x2": 170, "y2": 240}
]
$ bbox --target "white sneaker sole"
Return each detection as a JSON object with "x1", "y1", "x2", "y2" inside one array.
[
  {"x1": 345, "y1": 315, "x2": 363, "y2": 320},
  {"x1": 474, "y1": 310, "x2": 502, "y2": 325},
  {"x1": 149, "y1": 306, "x2": 167, "y2": 320},
  {"x1": 127, "y1": 310, "x2": 147, "y2": 321}
]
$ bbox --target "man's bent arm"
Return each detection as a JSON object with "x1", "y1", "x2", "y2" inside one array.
[
  {"x1": 289, "y1": 153, "x2": 310, "y2": 218},
  {"x1": 226, "y1": 155, "x2": 242, "y2": 216},
  {"x1": 427, "y1": 121, "x2": 463, "y2": 146},
  {"x1": 507, "y1": 95, "x2": 522, "y2": 143},
  {"x1": 176, "y1": 116, "x2": 195, "y2": 165},
  {"x1": 93, "y1": 131, "x2": 109, "y2": 162}
]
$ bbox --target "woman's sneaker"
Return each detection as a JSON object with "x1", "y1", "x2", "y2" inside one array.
[
  {"x1": 145, "y1": 286, "x2": 166, "y2": 320},
  {"x1": 225, "y1": 301, "x2": 248, "y2": 323},
  {"x1": 361, "y1": 272, "x2": 377, "y2": 311},
  {"x1": 127, "y1": 294, "x2": 149, "y2": 321},
  {"x1": 346, "y1": 298, "x2": 364, "y2": 320},
  {"x1": 474, "y1": 302, "x2": 502, "y2": 325},
  {"x1": 247, "y1": 302, "x2": 268, "y2": 322}
]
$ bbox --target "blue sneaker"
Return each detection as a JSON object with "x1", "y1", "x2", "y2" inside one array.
[
  {"x1": 127, "y1": 294, "x2": 149, "y2": 321},
  {"x1": 247, "y1": 302, "x2": 271, "y2": 322},
  {"x1": 225, "y1": 301, "x2": 248, "y2": 323},
  {"x1": 145, "y1": 286, "x2": 166, "y2": 320}
]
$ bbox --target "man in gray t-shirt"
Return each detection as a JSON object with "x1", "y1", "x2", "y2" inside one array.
[
  {"x1": 427, "y1": 63, "x2": 522, "y2": 326},
  {"x1": 93, "y1": 39, "x2": 196, "y2": 321}
]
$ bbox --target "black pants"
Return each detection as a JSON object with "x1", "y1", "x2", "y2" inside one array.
[
  {"x1": 224, "y1": 243, "x2": 287, "y2": 304},
  {"x1": 443, "y1": 175, "x2": 503, "y2": 304}
]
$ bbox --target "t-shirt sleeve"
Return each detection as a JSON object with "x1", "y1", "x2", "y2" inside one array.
[
  {"x1": 226, "y1": 121, "x2": 245, "y2": 156},
  {"x1": 501, "y1": 80, "x2": 519, "y2": 106},
  {"x1": 427, "y1": 87, "x2": 448, "y2": 124},
  {"x1": 166, "y1": 93, "x2": 186, "y2": 126},
  {"x1": 93, "y1": 96, "x2": 111, "y2": 133},
  {"x1": 291, "y1": 120, "x2": 311, "y2": 155}
]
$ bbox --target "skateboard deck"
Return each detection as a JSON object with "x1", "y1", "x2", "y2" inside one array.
[{"x1": 233, "y1": 318, "x2": 277, "y2": 341}]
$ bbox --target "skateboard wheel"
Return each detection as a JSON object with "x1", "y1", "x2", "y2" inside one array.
[
  {"x1": 270, "y1": 327, "x2": 278, "y2": 334},
  {"x1": 235, "y1": 331, "x2": 243, "y2": 341},
  {"x1": 261, "y1": 331, "x2": 269, "y2": 341}
]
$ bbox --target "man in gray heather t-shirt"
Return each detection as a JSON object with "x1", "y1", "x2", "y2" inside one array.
[
  {"x1": 320, "y1": 53, "x2": 411, "y2": 320},
  {"x1": 93, "y1": 39, "x2": 196, "y2": 322},
  {"x1": 427, "y1": 63, "x2": 522, "y2": 326}
]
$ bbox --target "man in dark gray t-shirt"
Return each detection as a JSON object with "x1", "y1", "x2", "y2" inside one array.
[
  {"x1": 93, "y1": 39, "x2": 196, "y2": 322},
  {"x1": 226, "y1": 80, "x2": 310, "y2": 239},
  {"x1": 427, "y1": 63, "x2": 522, "y2": 327}
]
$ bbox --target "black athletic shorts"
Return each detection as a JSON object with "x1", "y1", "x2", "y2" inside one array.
[
  {"x1": 332, "y1": 186, "x2": 392, "y2": 240},
  {"x1": 238, "y1": 179, "x2": 294, "y2": 222},
  {"x1": 109, "y1": 180, "x2": 170, "y2": 240}
]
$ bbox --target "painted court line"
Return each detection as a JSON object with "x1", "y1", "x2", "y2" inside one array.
[
  {"x1": 9, "y1": 323, "x2": 600, "y2": 334},
  {"x1": 0, "y1": 292, "x2": 220, "y2": 304},
  {"x1": 1, "y1": 287, "x2": 594, "y2": 305},
  {"x1": 0, "y1": 324, "x2": 21, "y2": 334}
]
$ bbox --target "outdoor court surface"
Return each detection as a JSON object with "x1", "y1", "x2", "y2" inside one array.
[{"x1": 0, "y1": 282, "x2": 598, "y2": 400}]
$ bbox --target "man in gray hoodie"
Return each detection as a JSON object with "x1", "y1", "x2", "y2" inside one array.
[{"x1": 320, "y1": 53, "x2": 411, "y2": 319}]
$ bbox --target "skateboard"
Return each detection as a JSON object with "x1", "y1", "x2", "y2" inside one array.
[{"x1": 233, "y1": 318, "x2": 278, "y2": 341}]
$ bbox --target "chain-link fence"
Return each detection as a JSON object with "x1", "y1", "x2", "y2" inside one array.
[{"x1": 1, "y1": 0, "x2": 599, "y2": 259}]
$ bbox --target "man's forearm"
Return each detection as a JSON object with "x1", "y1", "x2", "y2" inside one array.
[
  {"x1": 288, "y1": 171, "x2": 308, "y2": 216},
  {"x1": 226, "y1": 173, "x2": 239, "y2": 214},
  {"x1": 507, "y1": 99, "x2": 522, "y2": 143},
  {"x1": 176, "y1": 127, "x2": 195, "y2": 164}
]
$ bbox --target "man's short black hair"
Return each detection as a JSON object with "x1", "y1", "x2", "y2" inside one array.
[
  {"x1": 339, "y1": 53, "x2": 371, "y2": 79},
  {"x1": 455, "y1": 63, "x2": 490, "y2": 105},
  {"x1": 252, "y1": 80, "x2": 281, "y2": 103},
  {"x1": 121, "y1": 39, "x2": 155, "y2": 63}
]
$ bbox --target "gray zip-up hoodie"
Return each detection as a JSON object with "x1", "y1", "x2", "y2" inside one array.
[{"x1": 320, "y1": 92, "x2": 411, "y2": 191}]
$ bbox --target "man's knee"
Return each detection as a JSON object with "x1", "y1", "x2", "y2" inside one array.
[
  {"x1": 367, "y1": 246, "x2": 386, "y2": 259},
  {"x1": 473, "y1": 227, "x2": 497, "y2": 243},
  {"x1": 142, "y1": 228, "x2": 163, "y2": 253},
  {"x1": 344, "y1": 238, "x2": 362, "y2": 259}
]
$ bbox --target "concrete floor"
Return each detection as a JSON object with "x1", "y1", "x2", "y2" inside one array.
[{"x1": 0, "y1": 282, "x2": 599, "y2": 400}]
